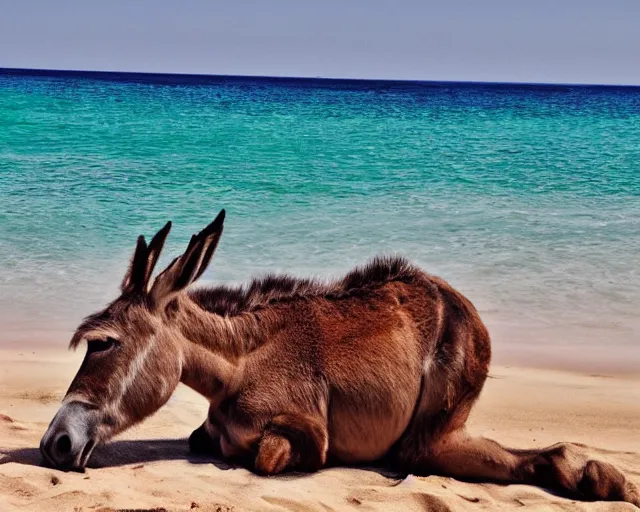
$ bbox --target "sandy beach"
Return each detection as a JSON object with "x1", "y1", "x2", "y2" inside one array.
[{"x1": 1, "y1": 347, "x2": 638, "y2": 511}]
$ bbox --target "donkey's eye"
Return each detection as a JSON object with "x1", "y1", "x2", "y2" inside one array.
[{"x1": 87, "y1": 337, "x2": 117, "y2": 354}]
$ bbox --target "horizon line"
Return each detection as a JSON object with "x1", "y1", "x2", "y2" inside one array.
[{"x1": 2, "y1": 66, "x2": 640, "y2": 90}]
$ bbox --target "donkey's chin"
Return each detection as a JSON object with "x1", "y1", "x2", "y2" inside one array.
[{"x1": 40, "y1": 400, "x2": 100, "y2": 472}]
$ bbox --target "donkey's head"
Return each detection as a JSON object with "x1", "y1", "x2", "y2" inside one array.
[{"x1": 40, "y1": 210, "x2": 226, "y2": 471}]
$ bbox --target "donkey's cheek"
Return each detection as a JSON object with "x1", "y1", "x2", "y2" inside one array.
[{"x1": 116, "y1": 382, "x2": 173, "y2": 428}]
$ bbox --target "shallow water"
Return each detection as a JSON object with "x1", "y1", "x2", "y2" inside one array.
[{"x1": 1, "y1": 71, "x2": 639, "y2": 369}]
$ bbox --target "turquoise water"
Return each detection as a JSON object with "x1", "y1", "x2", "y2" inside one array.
[{"x1": 1, "y1": 72, "x2": 639, "y2": 368}]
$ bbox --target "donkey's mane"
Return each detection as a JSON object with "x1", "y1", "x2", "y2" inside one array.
[{"x1": 189, "y1": 255, "x2": 422, "y2": 317}]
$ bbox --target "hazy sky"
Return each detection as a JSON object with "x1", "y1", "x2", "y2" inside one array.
[{"x1": 1, "y1": 0, "x2": 639, "y2": 85}]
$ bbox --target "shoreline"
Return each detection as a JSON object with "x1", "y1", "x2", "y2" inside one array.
[{"x1": 3, "y1": 324, "x2": 639, "y2": 377}]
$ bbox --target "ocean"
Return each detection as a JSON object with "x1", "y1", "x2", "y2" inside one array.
[{"x1": 1, "y1": 69, "x2": 639, "y2": 371}]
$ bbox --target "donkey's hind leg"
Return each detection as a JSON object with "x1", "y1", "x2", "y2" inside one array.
[
  {"x1": 409, "y1": 429, "x2": 640, "y2": 506},
  {"x1": 392, "y1": 360, "x2": 638, "y2": 504},
  {"x1": 255, "y1": 413, "x2": 328, "y2": 475}
]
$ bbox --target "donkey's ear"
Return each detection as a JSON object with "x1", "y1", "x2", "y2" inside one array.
[
  {"x1": 144, "y1": 221, "x2": 172, "y2": 292},
  {"x1": 192, "y1": 210, "x2": 225, "y2": 282},
  {"x1": 149, "y1": 210, "x2": 225, "y2": 306},
  {"x1": 121, "y1": 221, "x2": 172, "y2": 294},
  {"x1": 121, "y1": 235, "x2": 149, "y2": 294}
]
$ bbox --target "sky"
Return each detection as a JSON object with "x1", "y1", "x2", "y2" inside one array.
[{"x1": 1, "y1": 0, "x2": 639, "y2": 85}]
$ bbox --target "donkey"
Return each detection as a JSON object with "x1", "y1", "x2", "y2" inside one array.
[{"x1": 40, "y1": 210, "x2": 639, "y2": 506}]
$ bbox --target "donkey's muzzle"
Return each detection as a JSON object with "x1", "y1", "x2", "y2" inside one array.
[{"x1": 40, "y1": 401, "x2": 98, "y2": 471}]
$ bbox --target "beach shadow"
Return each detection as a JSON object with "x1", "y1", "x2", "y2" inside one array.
[
  {"x1": 1, "y1": 438, "x2": 233, "y2": 472},
  {"x1": 1, "y1": 438, "x2": 397, "y2": 481}
]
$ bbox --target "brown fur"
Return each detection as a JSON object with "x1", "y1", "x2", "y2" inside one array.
[{"x1": 46, "y1": 211, "x2": 639, "y2": 506}]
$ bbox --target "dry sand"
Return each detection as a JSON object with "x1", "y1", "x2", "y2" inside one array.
[{"x1": 1, "y1": 347, "x2": 639, "y2": 511}]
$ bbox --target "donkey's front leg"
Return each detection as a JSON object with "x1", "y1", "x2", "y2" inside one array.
[{"x1": 255, "y1": 413, "x2": 328, "y2": 475}]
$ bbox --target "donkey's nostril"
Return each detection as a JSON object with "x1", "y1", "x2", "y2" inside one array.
[
  {"x1": 41, "y1": 401, "x2": 98, "y2": 469},
  {"x1": 55, "y1": 434, "x2": 72, "y2": 457}
]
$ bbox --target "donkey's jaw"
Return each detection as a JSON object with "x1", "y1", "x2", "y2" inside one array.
[{"x1": 40, "y1": 401, "x2": 100, "y2": 471}]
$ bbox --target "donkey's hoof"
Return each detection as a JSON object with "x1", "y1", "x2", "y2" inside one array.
[
  {"x1": 188, "y1": 425, "x2": 218, "y2": 455},
  {"x1": 579, "y1": 460, "x2": 640, "y2": 505}
]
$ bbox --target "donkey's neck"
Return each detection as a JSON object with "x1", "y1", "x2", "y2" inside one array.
[
  {"x1": 174, "y1": 295, "x2": 271, "y2": 358},
  {"x1": 179, "y1": 340, "x2": 245, "y2": 400},
  {"x1": 171, "y1": 296, "x2": 271, "y2": 400}
]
